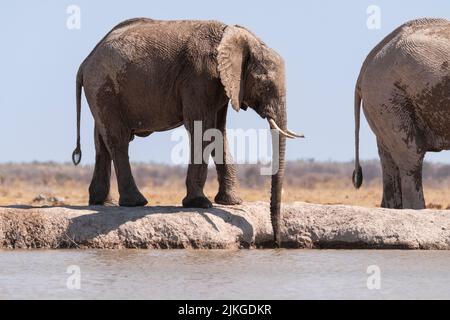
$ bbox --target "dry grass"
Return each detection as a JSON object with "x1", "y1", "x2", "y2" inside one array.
[{"x1": 0, "y1": 161, "x2": 449, "y2": 209}]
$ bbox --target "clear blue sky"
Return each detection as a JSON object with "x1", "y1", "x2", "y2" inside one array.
[{"x1": 0, "y1": 0, "x2": 449, "y2": 164}]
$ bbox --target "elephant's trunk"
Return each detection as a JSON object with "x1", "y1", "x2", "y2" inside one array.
[{"x1": 270, "y1": 108, "x2": 287, "y2": 247}]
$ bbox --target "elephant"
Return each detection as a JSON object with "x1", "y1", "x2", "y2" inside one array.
[
  {"x1": 72, "y1": 18, "x2": 302, "y2": 245},
  {"x1": 353, "y1": 18, "x2": 450, "y2": 209}
]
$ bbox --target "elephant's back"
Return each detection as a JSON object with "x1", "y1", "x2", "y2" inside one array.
[
  {"x1": 359, "y1": 19, "x2": 450, "y2": 148},
  {"x1": 392, "y1": 18, "x2": 450, "y2": 68},
  {"x1": 89, "y1": 19, "x2": 225, "y2": 62},
  {"x1": 360, "y1": 18, "x2": 450, "y2": 103},
  {"x1": 82, "y1": 18, "x2": 226, "y2": 93},
  {"x1": 361, "y1": 18, "x2": 450, "y2": 69},
  {"x1": 82, "y1": 18, "x2": 226, "y2": 88},
  {"x1": 81, "y1": 19, "x2": 227, "y2": 133}
]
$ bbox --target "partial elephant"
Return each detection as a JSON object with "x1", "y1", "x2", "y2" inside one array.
[
  {"x1": 353, "y1": 18, "x2": 450, "y2": 209},
  {"x1": 72, "y1": 18, "x2": 302, "y2": 245}
]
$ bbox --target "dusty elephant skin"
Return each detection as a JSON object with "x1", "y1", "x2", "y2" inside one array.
[
  {"x1": 72, "y1": 18, "x2": 302, "y2": 246},
  {"x1": 1, "y1": 202, "x2": 450, "y2": 250},
  {"x1": 354, "y1": 18, "x2": 450, "y2": 209}
]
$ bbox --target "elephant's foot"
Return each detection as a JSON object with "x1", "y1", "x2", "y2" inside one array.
[
  {"x1": 380, "y1": 197, "x2": 403, "y2": 209},
  {"x1": 214, "y1": 191, "x2": 243, "y2": 206},
  {"x1": 89, "y1": 199, "x2": 107, "y2": 206},
  {"x1": 89, "y1": 198, "x2": 117, "y2": 206},
  {"x1": 89, "y1": 193, "x2": 113, "y2": 206},
  {"x1": 182, "y1": 196, "x2": 213, "y2": 209},
  {"x1": 119, "y1": 192, "x2": 148, "y2": 207}
]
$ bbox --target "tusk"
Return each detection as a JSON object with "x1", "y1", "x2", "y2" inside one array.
[
  {"x1": 286, "y1": 129, "x2": 305, "y2": 138},
  {"x1": 268, "y1": 119, "x2": 296, "y2": 139}
]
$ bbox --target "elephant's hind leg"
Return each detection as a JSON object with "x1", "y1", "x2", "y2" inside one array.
[
  {"x1": 398, "y1": 152, "x2": 425, "y2": 209},
  {"x1": 365, "y1": 97, "x2": 426, "y2": 209},
  {"x1": 107, "y1": 134, "x2": 148, "y2": 207},
  {"x1": 212, "y1": 105, "x2": 243, "y2": 206},
  {"x1": 378, "y1": 140, "x2": 402, "y2": 208},
  {"x1": 108, "y1": 137, "x2": 148, "y2": 207},
  {"x1": 379, "y1": 114, "x2": 426, "y2": 209},
  {"x1": 89, "y1": 126, "x2": 112, "y2": 205},
  {"x1": 95, "y1": 93, "x2": 147, "y2": 207}
]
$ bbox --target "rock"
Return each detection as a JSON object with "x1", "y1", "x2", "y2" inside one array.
[
  {"x1": 32, "y1": 194, "x2": 46, "y2": 202},
  {"x1": 0, "y1": 202, "x2": 449, "y2": 249},
  {"x1": 32, "y1": 194, "x2": 66, "y2": 206}
]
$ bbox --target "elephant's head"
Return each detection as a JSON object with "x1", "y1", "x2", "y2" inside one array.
[{"x1": 217, "y1": 25, "x2": 303, "y2": 246}]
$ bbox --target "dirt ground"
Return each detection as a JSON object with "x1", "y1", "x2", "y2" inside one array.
[
  {"x1": 0, "y1": 162, "x2": 449, "y2": 209},
  {"x1": 1, "y1": 179, "x2": 449, "y2": 210}
]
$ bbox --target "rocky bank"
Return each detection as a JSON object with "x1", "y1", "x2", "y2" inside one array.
[{"x1": 1, "y1": 202, "x2": 449, "y2": 249}]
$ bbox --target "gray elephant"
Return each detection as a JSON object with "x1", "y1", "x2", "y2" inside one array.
[
  {"x1": 72, "y1": 18, "x2": 302, "y2": 245},
  {"x1": 353, "y1": 18, "x2": 450, "y2": 209}
]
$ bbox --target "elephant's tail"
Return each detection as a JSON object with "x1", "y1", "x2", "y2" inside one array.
[
  {"x1": 352, "y1": 84, "x2": 363, "y2": 189},
  {"x1": 72, "y1": 65, "x2": 83, "y2": 166}
]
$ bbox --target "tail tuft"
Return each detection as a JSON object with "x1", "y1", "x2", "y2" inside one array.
[
  {"x1": 72, "y1": 148, "x2": 82, "y2": 166},
  {"x1": 352, "y1": 165, "x2": 363, "y2": 189}
]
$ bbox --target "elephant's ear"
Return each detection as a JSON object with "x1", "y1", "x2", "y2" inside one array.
[{"x1": 217, "y1": 26, "x2": 249, "y2": 112}]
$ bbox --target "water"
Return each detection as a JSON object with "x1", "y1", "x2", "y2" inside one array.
[{"x1": 1, "y1": 250, "x2": 450, "y2": 300}]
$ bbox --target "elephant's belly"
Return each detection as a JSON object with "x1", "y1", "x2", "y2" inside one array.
[
  {"x1": 120, "y1": 88, "x2": 184, "y2": 133},
  {"x1": 127, "y1": 109, "x2": 184, "y2": 134},
  {"x1": 118, "y1": 70, "x2": 185, "y2": 132},
  {"x1": 133, "y1": 121, "x2": 184, "y2": 137}
]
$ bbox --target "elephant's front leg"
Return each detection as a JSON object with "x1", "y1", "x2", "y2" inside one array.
[
  {"x1": 89, "y1": 126, "x2": 112, "y2": 205},
  {"x1": 212, "y1": 105, "x2": 242, "y2": 206},
  {"x1": 182, "y1": 118, "x2": 214, "y2": 209}
]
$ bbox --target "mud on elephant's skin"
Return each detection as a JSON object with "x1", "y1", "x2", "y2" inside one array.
[
  {"x1": 71, "y1": 18, "x2": 303, "y2": 246},
  {"x1": 353, "y1": 18, "x2": 450, "y2": 209}
]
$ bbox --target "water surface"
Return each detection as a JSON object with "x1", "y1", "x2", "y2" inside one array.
[{"x1": 1, "y1": 250, "x2": 449, "y2": 299}]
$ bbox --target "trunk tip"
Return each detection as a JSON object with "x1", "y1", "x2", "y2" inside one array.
[{"x1": 274, "y1": 234, "x2": 281, "y2": 248}]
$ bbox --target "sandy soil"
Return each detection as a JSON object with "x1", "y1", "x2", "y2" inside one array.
[{"x1": 1, "y1": 180, "x2": 449, "y2": 210}]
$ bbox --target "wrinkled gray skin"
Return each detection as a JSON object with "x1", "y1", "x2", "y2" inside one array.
[
  {"x1": 73, "y1": 18, "x2": 292, "y2": 245},
  {"x1": 354, "y1": 18, "x2": 450, "y2": 209}
]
